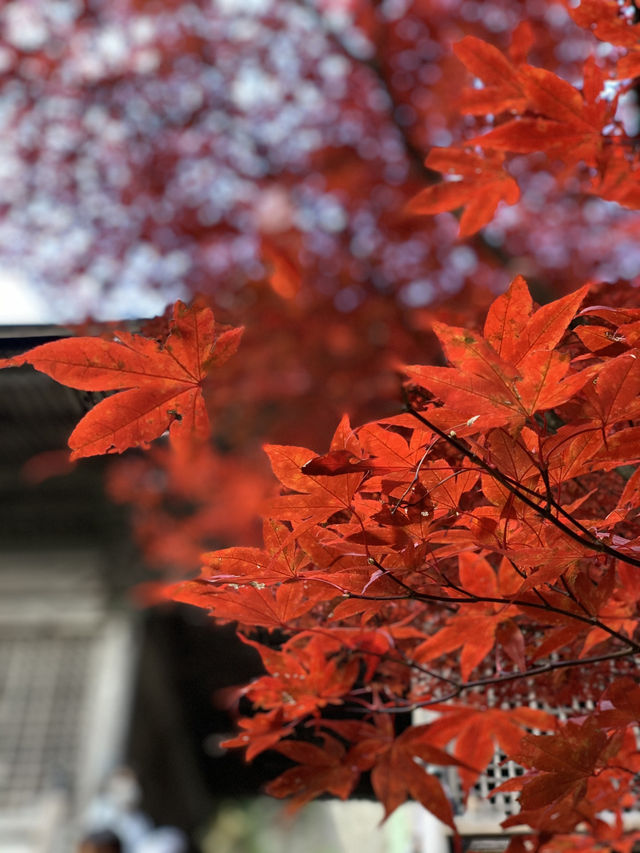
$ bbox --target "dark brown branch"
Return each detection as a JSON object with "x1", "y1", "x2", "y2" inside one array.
[
  {"x1": 405, "y1": 403, "x2": 640, "y2": 569},
  {"x1": 412, "y1": 646, "x2": 637, "y2": 709},
  {"x1": 368, "y1": 646, "x2": 637, "y2": 713},
  {"x1": 364, "y1": 550, "x2": 635, "y2": 651},
  {"x1": 342, "y1": 582, "x2": 640, "y2": 653}
]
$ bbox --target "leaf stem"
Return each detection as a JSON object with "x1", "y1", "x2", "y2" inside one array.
[{"x1": 405, "y1": 403, "x2": 640, "y2": 569}]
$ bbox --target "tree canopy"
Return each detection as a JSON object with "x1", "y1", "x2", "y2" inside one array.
[{"x1": 3, "y1": 1, "x2": 640, "y2": 849}]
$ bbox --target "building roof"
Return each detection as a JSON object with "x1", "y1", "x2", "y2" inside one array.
[{"x1": 0, "y1": 326, "x2": 126, "y2": 550}]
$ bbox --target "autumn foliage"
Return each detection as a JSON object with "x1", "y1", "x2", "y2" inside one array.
[
  {"x1": 9, "y1": 284, "x2": 640, "y2": 849},
  {"x1": 5, "y1": 0, "x2": 640, "y2": 850}
]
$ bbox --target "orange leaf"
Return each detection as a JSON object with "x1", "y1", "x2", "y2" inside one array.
[
  {"x1": 406, "y1": 278, "x2": 592, "y2": 428},
  {"x1": 370, "y1": 725, "x2": 461, "y2": 826},
  {"x1": 1, "y1": 301, "x2": 243, "y2": 459},
  {"x1": 427, "y1": 705, "x2": 557, "y2": 792},
  {"x1": 454, "y1": 35, "x2": 527, "y2": 114},
  {"x1": 170, "y1": 578, "x2": 318, "y2": 629},
  {"x1": 470, "y1": 118, "x2": 598, "y2": 156},
  {"x1": 483, "y1": 274, "x2": 533, "y2": 363},
  {"x1": 264, "y1": 417, "x2": 364, "y2": 525},
  {"x1": 408, "y1": 148, "x2": 519, "y2": 237},
  {"x1": 568, "y1": 0, "x2": 640, "y2": 47},
  {"x1": 520, "y1": 65, "x2": 601, "y2": 131},
  {"x1": 266, "y1": 736, "x2": 359, "y2": 810}
]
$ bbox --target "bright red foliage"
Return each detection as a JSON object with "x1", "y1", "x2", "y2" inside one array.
[
  {"x1": 1, "y1": 301, "x2": 242, "y2": 458},
  {"x1": 4, "y1": 1, "x2": 640, "y2": 850},
  {"x1": 10, "y1": 272, "x2": 640, "y2": 848}
]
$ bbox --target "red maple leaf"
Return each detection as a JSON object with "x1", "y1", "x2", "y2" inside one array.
[
  {"x1": 427, "y1": 703, "x2": 557, "y2": 793},
  {"x1": 265, "y1": 735, "x2": 360, "y2": 811},
  {"x1": 1, "y1": 301, "x2": 243, "y2": 459},
  {"x1": 497, "y1": 719, "x2": 624, "y2": 833},
  {"x1": 405, "y1": 276, "x2": 592, "y2": 429},
  {"x1": 349, "y1": 717, "x2": 466, "y2": 827},
  {"x1": 413, "y1": 553, "x2": 526, "y2": 680},
  {"x1": 264, "y1": 415, "x2": 365, "y2": 526},
  {"x1": 407, "y1": 148, "x2": 519, "y2": 237}
]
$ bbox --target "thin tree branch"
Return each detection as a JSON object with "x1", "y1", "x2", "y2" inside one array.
[
  {"x1": 366, "y1": 646, "x2": 637, "y2": 713},
  {"x1": 341, "y1": 583, "x2": 640, "y2": 653},
  {"x1": 415, "y1": 646, "x2": 637, "y2": 708},
  {"x1": 405, "y1": 403, "x2": 640, "y2": 569}
]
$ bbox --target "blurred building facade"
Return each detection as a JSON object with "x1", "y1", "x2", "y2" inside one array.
[
  {"x1": 0, "y1": 327, "x2": 505, "y2": 853},
  {"x1": 0, "y1": 328, "x2": 560, "y2": 853},
  {"x1": 0, "y1": 326, "x2": 300, "y2": 852},
  {"x1": 0, "y1": 327, "x2": 140, "y2": 852}
]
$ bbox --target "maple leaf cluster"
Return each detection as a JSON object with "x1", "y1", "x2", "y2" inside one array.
[
  {"x1": 27, "y1": 0, "x2": 636, "y2": 588},
  {"x1": 161, "y1": 277, "x2": 640, "y2": 846},
  {"x1": 8, "y1": 273, "x2": 640, "y2": 848},
  {"x1": 2, "y1": 1, "x2": 639, "y2": 326},
  {"x1": 411, "y1": 10, "x2": 640, "y2": 234},
  {"x1": 4, "y1": 1, "x2": 640, "y2": 850}
]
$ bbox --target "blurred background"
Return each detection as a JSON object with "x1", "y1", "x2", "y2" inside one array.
[{"x1": 0, "y1": 0, "x2": 638, "y2": 850}]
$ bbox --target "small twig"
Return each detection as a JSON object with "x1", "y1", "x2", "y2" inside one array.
[
  {"x1": 391, "y1": 443, "x2": 433, "y2": 513},
  {"x1": 339, "y1": 583, "x2": 640, "y2": 654},
  {"x1": 365, "y1": 646, "x2": 637, "y2": 713},
  {"x1": 404, "y1": 403, "x2": 640, "y2": 569}
]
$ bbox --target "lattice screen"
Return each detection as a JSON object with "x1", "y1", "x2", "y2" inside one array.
[
  {"x1": 417, "y1": 689, "x2": 600, "y2": 824},
  {"x1": 0, "y1": 627, "x2": 95, "y2": 810},
  {"x1": 0, "y1": 552, "x2": 135, "y2": 853},
  {"x1": 461, "y1": 693, "x2": 597, "y2": 818}
]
